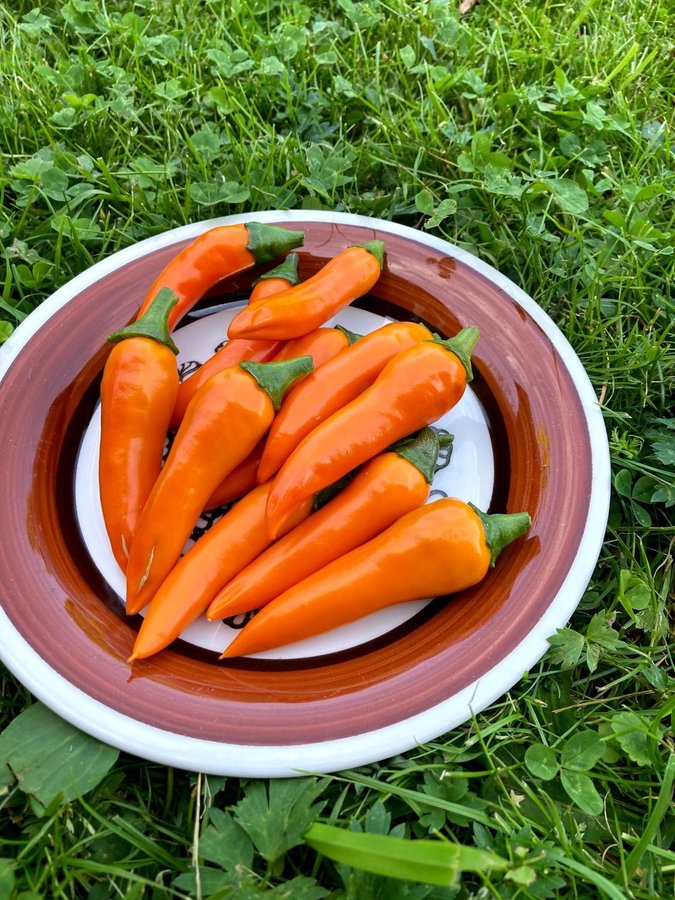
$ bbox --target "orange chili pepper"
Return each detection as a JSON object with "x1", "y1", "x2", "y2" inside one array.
[
  {"x1": 265, "y1": 327, "x2": 479, "y2": 539},
  {"x1": 203, "y1": 439, "x2": 266, "y2": 510},
  {"x1": 257, "y1": 321, "x2": 434, "y2": 484},
  {"x1": 207, "y1": 428, "x2": 452, "y2": 620},
  {"x1": 249, "y1": 251, "x2": 302, "y2": 302},
  {"x1": 272, "y1": 325, "x2": 359, "y2": 366},
  {"x1": 227, "y1": 241, "x2": 385, "y2": 340},
  {"x1": 99, "y1": 288, "x2": 180, "y2": 572},
  {"x1": 221, "y1": 498, "x2": 531, "y2": 658},
  {"x1": 200, "y1": 326, "x2": 359, "y2": 511},
  {"x1": 125, "y1": 355, "x2": 313, "y2": 614},
  {"x1": 137, "y1": 222, "x2": 304, "y2": 330},
  {"x1": 169, "y1": 254, "x2": 301, "y2": 428},
  {"x1": 128, "y1": 482, "x2": 313, "y2": 662},
  {"x1": 171, "y1": 339, "x2": 281, "y2": 429}
]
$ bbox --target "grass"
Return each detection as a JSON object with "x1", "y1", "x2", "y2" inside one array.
[{"x1": 0, "y1": 0, "x2": 673, "y2": 896}]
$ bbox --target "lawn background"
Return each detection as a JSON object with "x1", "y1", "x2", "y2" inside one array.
[{"x1": 0, "y1": 1, "x2": 673, "y2": 897}]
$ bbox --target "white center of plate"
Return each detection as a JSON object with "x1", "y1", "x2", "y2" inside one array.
[{"x1": 74, "y1": 305, "x2": 494, "y2": 660}]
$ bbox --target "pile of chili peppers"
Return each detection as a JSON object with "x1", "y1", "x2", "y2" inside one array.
[{"x1": 96, "y1": 221, "x2": 531, "y2": 662}]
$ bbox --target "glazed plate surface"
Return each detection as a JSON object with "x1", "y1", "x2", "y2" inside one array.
[{"x1": 0, "y1": 211, "x2": 610, "y2": 776}]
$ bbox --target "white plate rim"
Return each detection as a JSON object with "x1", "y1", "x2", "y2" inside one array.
[{"x1": 0, "y1": 210, "x2": 611, "y2": 776}]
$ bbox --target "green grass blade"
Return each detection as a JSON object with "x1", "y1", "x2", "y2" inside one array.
[{"x1": 621, "y1": 753, "x2": 675, "y2": 880}]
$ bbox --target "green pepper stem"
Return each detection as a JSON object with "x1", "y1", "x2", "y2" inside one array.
[
  {"x1": 313, "y1": 474, "x2": 353, "y2": 510},
  {"x1": 108, "y1": 287, "x2": 179, "y2": 353},
  {"x1": 335, "y1": 324, "x2": 362, "y2": 344},
  {"x1": 433, "y1": 326, "x2": 479, "y2": 383},
  {"x1": 245, "y1": 223, "x2": 304, "y2": 264},
  {"x1": 254, "y1": 252, "x2": 300, "y2": 286},
  {"x1": 394, "y1": 428, "x2": 453, "y2": 484},
  {"x1": 469, "y1": 504, "x2": 532, "y2": 567},
  {"x1": 355, "y1": 240, "x2": 385, "y2": 269},
  {"x1": 240, "y1": 356, "x2": 313, "y2": 411}
]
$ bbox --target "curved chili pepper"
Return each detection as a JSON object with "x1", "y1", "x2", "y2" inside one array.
[
  {"x1": 169, "y1": 254, "x2": 301, "y2": 428},
  {"x1": 227, "y1": 241, "x2": 385, "y2": 340},
  {"x1": 99, "y1": 288, "x2": 180, "y2": 572},
  {"x1": 207, "y1": 428, "x2": 452, "y2": 620},
  {"x1": 221, "y1": 498, "x2": 531, "y2": 658},
  {"x1": 257, "y1": 320, "x2": 434, "y2": 484},
  {"x1": 265, "y1": 327, "x2": 479, "y2": 539},
  {"x1": 128, "y1": 482, "x2": 313, "y2": 662},
  {"x1": 125, "y1": 355, "x2": 313, "y2": 614},
  {"x1": 137, "y1": 222, "x2": 304, "y2": 330}
]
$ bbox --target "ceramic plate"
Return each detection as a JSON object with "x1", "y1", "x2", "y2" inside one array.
[{"x1": 0, "y1": 211, "x2": 610, "y2": 776}]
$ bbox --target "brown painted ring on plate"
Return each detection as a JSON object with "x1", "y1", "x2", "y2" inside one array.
[{"x1": 0, "y1": 219, "x2": 592, "y2": 748}]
